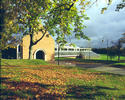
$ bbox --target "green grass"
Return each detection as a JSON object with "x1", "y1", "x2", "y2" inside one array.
[
  {"x1": 95, "y1": 54, "x2": 125, "y2": 61},
  {"x1": 55, "y1": 54, "x2": 125, "y2": 61},
  {"x1": 110, "y1": 63, "x2": 125, "y2": 69},
  {"x1": 1, "y1": 59, "x2": 125, "y2": 100},
  {"x1": 96, "y1": 55, "x2": 125, "y2": 67},
  {"x1": 1, "y1": 59, "x2": 48, "y2": 66},
  {"x1": 55, "y1": 54, "x2": 125, "y2": 65},
  {"x1": 113, "y1": 63, "x2": 125, "y2": 66}
]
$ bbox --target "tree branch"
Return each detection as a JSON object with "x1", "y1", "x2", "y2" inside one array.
[
  {"x1": 33, "y1": 29, "x2": 47, "y2": 45},
  {"x1": 49, "y1": 3, "x2": 74, "y2": 14}
]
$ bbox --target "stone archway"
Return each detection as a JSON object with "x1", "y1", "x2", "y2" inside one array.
[{"x1": 34, "y1": 50, "x2": 45, "y2": 60}]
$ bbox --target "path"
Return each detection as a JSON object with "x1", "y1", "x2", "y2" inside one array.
[
  {"x1": 90, "y1": 65, "x2": 125, "y2": 75},
  {"x1": 52, "y1": 61, "x2": 125, "y2": 75}
]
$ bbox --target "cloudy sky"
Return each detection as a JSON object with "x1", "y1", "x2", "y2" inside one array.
[{"x1": 73, "y1": 0, "x2": 125, "y2": 48}]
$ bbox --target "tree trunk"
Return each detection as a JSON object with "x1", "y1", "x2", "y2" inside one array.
[
  {"x1": 118, "y1": 55, "x2": 120, "y2": 62},
  {"x1": 29, "y1": 44, "x2": 33, "y2": 59},
  {"x1": 117, "y1": 40, "x2": 121, "y2": 62},
  {"x1": 28, "y1": 27, "x2": 47, "y2": 59},
  {"x1": 0, "y1": 8, "x2": 5, "y2": 59},
  {"x1": 118, "y1": 50, "x2": 120, "y2": 62},
  {"x1": 29, "y1": 33, "x2": 34, "y2": 59}
]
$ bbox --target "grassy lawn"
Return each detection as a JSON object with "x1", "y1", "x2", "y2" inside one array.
[
  {"x1": 1, "y1": 59, "x2": 48, "y2": 66},
  {"x1": 55, "y1": 54, "x2": 125, "y2": 61},
  {"x1": 95, "y1": 55, "x2": 125, "y2": 67},
  {"x1": 55, "y1": 54, "x2": 125, "y2": 65},
  {"x1": 95, "y1": 54, "x2": 125, "y2": 61},
  {"x1": 113, "y1": 63, "x2": 125, "y2": 66},
  {"x1": 1, "y1": 59, "x2": 125, "y2": 100}
]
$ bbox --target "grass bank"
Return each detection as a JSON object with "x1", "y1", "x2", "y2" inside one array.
[
  {"x1": 1, "y1": 59, "x2": 125, "y2": 100},
  {"x1": 1, "y1": 59, "x2": 48, "y2": 66}
]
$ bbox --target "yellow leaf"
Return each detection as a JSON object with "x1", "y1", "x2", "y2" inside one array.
[{"x1": 35, "y1": 94, "x2": 40, "y2": 98}]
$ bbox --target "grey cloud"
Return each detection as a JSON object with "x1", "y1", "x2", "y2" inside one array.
[{"x1": 74, "y1": 1, "x2": 125, "y2": 48}]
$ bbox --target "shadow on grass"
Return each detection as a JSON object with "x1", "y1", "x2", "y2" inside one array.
[
  {"x1": 93, "y1": 72, "x2": 123, "y2": 76},
  {"x1": 76, "y1": 63, "x2": 103, "y2": 69},
  {"x1": 119, "y1": 95, "x2": 125, "y2": 99},
  {"x1": 1, "y1": 62, "x2": 11, "y2": 66},
  {"x1": 56, "y1": 58, "x2": 121, "y2": 64},
  {"x1": 0, "y1": 77, "x2": 63, "y2": 100},
  {"x1": 110, "y1": 64, "x2": 125, "y2": 69},
  {"x1": 65, "y1": 85, "x2": 120, "y2": 100},
  {"x1": 1, "y1": 61, "x2": 20, "y2": 67},
  {"x1": 1, "y1": 76, "x2": 124, "y2": 100},
  {"x1": 74, "y1": 59, "x2": 119, "y2": 64}
]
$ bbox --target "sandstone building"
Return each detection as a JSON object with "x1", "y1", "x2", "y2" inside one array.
[{"x1": 17, "y1": 31, "x2": 55, "y2": 61}]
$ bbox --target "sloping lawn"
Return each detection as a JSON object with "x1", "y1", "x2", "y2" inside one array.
[
  {"x1": 1, "y1": 59, "x2": 48, "y2": 66},
  {"x1": 1, "y1": 59, "x2": 125, "y2": 100}
]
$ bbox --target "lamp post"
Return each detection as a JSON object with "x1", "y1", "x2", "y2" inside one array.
[
  {"x1": 88, "y1": 40, "x2": 91, "y2": 60},
  {"x1": 106, "y1": 40, "x2": 109, "y2": 61},
  {"x1": 57, "y1": 42, "x2": 60, "y2": 65}
]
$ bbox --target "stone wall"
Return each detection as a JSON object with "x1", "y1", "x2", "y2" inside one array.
[{"x1": 22, "y1": 31, "x2": 55, "y2": 61}]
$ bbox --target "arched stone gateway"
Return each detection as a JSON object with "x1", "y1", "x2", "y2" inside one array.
[
  {"x1": 22, "y1": 27, "x2": 55, "y2": 61},
  {"x1": 34, "y1": 50, "x2": 45, "y2": 60},
  {"x1": 36, "y1": 50, "x2": 45, "y2": 60}
]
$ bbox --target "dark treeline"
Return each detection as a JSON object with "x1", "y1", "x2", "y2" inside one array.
[
  {"x1": 2, "y1": 48, "x2": 16, "y2": 59},
  {"x1": 92, "y1": 48, "x2": 125, "y2": 56}
]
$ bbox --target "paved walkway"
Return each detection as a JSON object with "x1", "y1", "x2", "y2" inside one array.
[
  {"x1": 90, "y1": 65, "x2": 125, "y2": 75},
  {"x1": 53, "y1": 61, "x2": 125, "y2": 75}
]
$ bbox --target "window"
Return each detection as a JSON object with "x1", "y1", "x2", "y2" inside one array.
[
  {"x1": 68, "y1": 48, "x2": 74, "y2": 51},
  {"x1": 80, "y1": 49, "x2": 85, "y2": 51},
  {"x1": 61, "y1": 48, "x2": 67, "y2": 51}
]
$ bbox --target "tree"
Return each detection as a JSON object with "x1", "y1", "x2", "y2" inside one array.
[
  {"x1": 116, "y1": 0, "x2": 125, "y2": 11},
  {"x1": 0, "y1": 0, "x2": 21, "y2": 59},
  {"x1": 107, "y1": 47, "x2": 117, "y2": 61},
  {"x1": 120, "y1": 33, "x2": 125, "y2": 43},
  {"x1": 8, "y1": 0, "x2": 91, "y2": 59},
  {"x1": 100, "y1": 0, "x2": 125, "y2": 14},
  {"x1": 111, "y1": 39, "x2": 122, "y2": 62},
  {"x1": 0, "y1": 0, "x2": 22, "y2": 49},
  {"x1": 107, "y1": 33, "x2": 125, "y2": 62}
]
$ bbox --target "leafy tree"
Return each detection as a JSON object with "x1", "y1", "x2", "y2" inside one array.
[
  {"x1": 108, "y1": 32, "x2": 125, "y2": 62},
  {"x1": 120, "y1": 33, "x2": 125, "y2": 43},
  {"x1": 107, "y1": 47, "x2": 117, "y2": 61},
  {"x1": 111, "y1": 39, "x2": 123, "y2": 62},
  {"x1": 0, "y1": 0, "x2": 21, "y2": 49},
  {"x1": 100, "y1": 0, "x2": 125, "y2": 14},
  {"x1": 7, "y1": 0, "x2": 90, "y2": 59},
  {"x1": 116, "y1": 0, "x2": 125, "y2": 11},
  {"x1": 0, "y1": 0, "x2": 21, "y2": 59}
]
